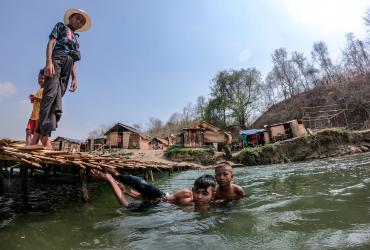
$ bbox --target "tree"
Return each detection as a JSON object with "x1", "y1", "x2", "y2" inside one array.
[
  {"x1": 203, "y1": 97, "x2": 227, "y2": 128},
  {"x1": 206, "y1": 68, "x2": 262, "y2": 128},
  {"x1": 342, "y1": 33, "x2": 369, "y2": 76},
  {"x1": 147, "y1": 117, "x2": 164, "y2": 137},
  {"x1": 87, "y1": 124, "x2": 112, "y2": 139},
  {"x1": 311, "y1": 41, "x2": 335, "y2": 84},
  {"x1": 271, "y1": 48, "x2": 301, "y2": 98},
  {"x1": 291, "y1": 51, "x2": 318, "y2": 90}
]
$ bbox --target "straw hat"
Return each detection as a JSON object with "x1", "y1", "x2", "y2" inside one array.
[{"x1": 64, "y1": 8, "x2": 91, "y2": 32}]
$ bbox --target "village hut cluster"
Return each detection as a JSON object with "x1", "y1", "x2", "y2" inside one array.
[{"x1": 51, "y1": 120, "x2": 308, "y2": 153}]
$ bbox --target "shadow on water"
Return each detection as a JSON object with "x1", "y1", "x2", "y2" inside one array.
[{"x1": 1, "y1": 152, "x2": 370, "y2": 249}]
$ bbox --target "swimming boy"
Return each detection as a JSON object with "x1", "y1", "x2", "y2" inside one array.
[
  {"x1": 91, "y1": 169, "x2": 216, "y2": 211},
  {"x1": 214, "y1": 162, "x2": 245, "y2": 202},
  {"x1": 26, "y1": 69, "x2": 45, "y2": 145},
  {"x1": 33, "y1": 8, "x2": 91, "y2": 148}
]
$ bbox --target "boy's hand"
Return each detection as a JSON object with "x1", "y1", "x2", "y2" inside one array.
[
  {"x1": 70, "y1": 79, "x2": 78, "y2": 92},
  {"x1": 45, "y1": 62, "x2": 55, "y2": 77}
]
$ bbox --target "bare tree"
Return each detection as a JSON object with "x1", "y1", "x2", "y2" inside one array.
[
  {"x1": 342, "y1": 33, "x2": 369, "y2": 76},
  {"x1": 311, "y1": 41, "x2": 335, "y2": 84},
  {"x1": 147, "y1": 117, "x2": 164, "y2": 137},
  {"x1": 271, "y1": 48, "x2": 300, "y2": 98}
]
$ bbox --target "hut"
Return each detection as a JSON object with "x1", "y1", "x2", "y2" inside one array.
[
  {"x1": 86, "y1": 137, "x2": 106, "y2": 152},
  {"x1": 149, "y1": 137, "x2": 169, "y2": 150},
  {"x1": 240, "y1": 129, "x2": 265, "y2": 148},
  {"x1": 53, "y1": 137, "x2": 82, "y2": 152},
  {"x1": 183, "y1": 122, "x2": 232, "y2": 149},
  {"x1": 264, "y1": 119, "x2": 307, "y2": 143},
  {"x1": 105, "y1": 123, "x2": 150, "y2": 149}
]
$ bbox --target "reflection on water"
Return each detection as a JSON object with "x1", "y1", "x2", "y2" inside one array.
[{"x1": 1, "y1": 153, "x2": 370, "y2": 249}]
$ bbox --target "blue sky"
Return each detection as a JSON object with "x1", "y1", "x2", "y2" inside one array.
[{"x1": 0, "y1": 0, "x2": 368, "y2": 140}]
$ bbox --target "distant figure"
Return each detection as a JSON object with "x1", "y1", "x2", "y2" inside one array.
[
  {"x1": 26, "y1": 69, "x2": 45, "y2": 145},
  {"x1": 222, "y1": 141, "x2": 232, "y2": 159},
  {"x1": 214, "y1": 162, "x2": 245, "y2": 202},
  {"x1": 91, "y1": 169, "x2": 217, "y2": 212},
  {"x1": 33, "y1": 8, "x2": 91, "y2": 148}
]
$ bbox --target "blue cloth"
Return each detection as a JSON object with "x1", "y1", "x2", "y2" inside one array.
[
  {"x1": 240, "y1": 129, "x2": 265, "y2": 136},
  {"x1": 49, "y1": 22, "x2": 81, "y2": 61}
]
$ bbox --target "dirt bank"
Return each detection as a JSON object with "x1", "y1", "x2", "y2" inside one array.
[{"x1": 234, "y1": 129, "x2": 370, "y2": 166}]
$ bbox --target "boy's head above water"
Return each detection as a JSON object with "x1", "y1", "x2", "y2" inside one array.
[
  {"x1": 215, "y1": 162, "x2": 233, "y2": 187},
  {"x1": 192, "y1": 174, "x2": 216, "y2": 204}
]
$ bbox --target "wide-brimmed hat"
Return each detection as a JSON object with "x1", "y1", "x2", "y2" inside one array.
[{"x1": 64, "y1": 8, "x2": 91, "y2": 32}]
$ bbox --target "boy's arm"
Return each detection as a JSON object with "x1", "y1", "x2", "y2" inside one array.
[
  {"x1": 166, "y1": 189, "x2": 192, "y2": 204},
  {"x1": 90, "y1": 170, "x2": 130, "y2": 207},
  {"x1": 70, "y1": 63, "x2": 77, "y2": 92},
  {"x1": 45, "y1": 38, "x2": 56, "y2": 77}
]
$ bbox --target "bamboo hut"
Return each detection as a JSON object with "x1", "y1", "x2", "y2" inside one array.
[
  {"x1": 105, "y1": 123, "x2": 150, "y2": 149},
  {"x1": 149, "y1": 137, "x2": 169, "y2": 150},
  {"x1": 264, "y1": 119, "x2": 307, "y2": 143},
  {"x1": 52, "y1": 137, "x2": 82, "y2": 152},
  {"x1": 183, "y1": 122, "x2": 232, "y2": 149}
]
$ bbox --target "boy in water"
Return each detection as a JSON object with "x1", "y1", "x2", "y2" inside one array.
[
  {"x1": 26, "y1": 70, "x2": 45, "y2": 145},
  {"x1": 214, "y1": 162, "x2": 245, "y2": 202},
  {"x1": 91, "y1": 169, "x2": 216, "y2": 211},
  {"x1": 33, "y1": 8, "x2": 91, "y2": 148}
]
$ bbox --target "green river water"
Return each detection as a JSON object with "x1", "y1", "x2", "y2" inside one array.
[{"x1": 0, "y1": 152, "x2": 370, "y2": 250}]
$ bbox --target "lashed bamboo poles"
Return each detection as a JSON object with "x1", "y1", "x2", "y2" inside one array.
[
  {"x1": 0, "y1": 139, "x2": 201, "y2": 201},
  {"x1": 0, "y1": 139, "x2": 200, "y2": 173}
]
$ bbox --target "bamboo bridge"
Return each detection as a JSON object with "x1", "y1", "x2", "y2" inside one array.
[{"x1": 0, "y1": 139, "x2": 200, "y2": 201}]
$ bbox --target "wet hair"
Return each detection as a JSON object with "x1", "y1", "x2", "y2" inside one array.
[
  {"x1": 193, "y1": 174, "x2": 216, "y2": 190},
  {"x1": 39, "y1": 69, "x2": 44, "y2": 76},
  {"x1": 215, "y1": 162, "x2": 232, "y2": 172}
]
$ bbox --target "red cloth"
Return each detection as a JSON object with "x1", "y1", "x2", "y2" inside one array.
[{"x1": 26, "y1": 119, "x2": 38, "y2": 134}]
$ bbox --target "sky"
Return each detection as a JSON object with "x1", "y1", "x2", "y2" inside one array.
[{"x1": 0, "y1": 0, "x2": 369, "y2": 140}]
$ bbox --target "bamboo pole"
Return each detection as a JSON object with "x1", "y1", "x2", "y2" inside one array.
[
  {"x1": 0, "y1": 166, "x2": 3, "y2": 196},
  {"x1": 79, "y1": 168, "x2": 89, "y2": 202},
  {"x1": 149, "y1": 169, "x2": 154, "y2": 181},
  {"x1": 21, "y1": 165, "x2": 28, "y2": 195}
]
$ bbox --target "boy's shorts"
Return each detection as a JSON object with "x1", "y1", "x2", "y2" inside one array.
[{"x1": 26, "y1": 119, "x2": 38, "y2": 134}]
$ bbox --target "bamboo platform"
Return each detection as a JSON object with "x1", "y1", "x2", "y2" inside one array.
[{"x1": 0, "y1": 139, "x2": 200, "y2": 201}]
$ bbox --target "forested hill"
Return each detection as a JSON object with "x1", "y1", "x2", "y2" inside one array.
[{"x1": 252, "y1": 73, "x2": 370, "y2": 129}]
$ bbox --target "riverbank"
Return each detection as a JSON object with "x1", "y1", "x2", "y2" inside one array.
[{"x1": 234, "y1": 128, "x2": 370, "y2": 166}]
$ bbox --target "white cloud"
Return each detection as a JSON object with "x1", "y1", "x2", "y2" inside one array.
[
  {"x1": 0, "y1": 81, "x2": 16, "y2": 96},
  {"x1": 239, "y1": 48, "x2": 251, "y2": 62},
  {"x1": 280, "y1": 0, "x2": 368, "y2": 37}
]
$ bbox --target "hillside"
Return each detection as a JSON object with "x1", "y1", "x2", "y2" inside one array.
[{"x1": 252, "y1": 74, "x2": 370, "y2": 130}]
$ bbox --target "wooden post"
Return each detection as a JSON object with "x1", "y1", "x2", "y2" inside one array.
[
  {"x1": 144, "y1": 170, "x2": 149, "y2": 181},
  {"x1": 21, "y1": 165, "x2": 28, "y2": 195},
  {"x1": 149, "y1": 169, "x2": 154, "y2": 181},
  {"x1": 0, "y1": 166, "x2": 4, "y2": 196},
  {"x1": 79, "y1": 168, "x2": 89, "y2": 202}
]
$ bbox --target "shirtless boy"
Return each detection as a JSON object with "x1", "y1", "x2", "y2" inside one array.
[
  {"x1": 91, "y1": 169, "x2": 216, "y2": 211},
  {"x1": 214, "y1": 162, "x2": 245, "y2": 202}
]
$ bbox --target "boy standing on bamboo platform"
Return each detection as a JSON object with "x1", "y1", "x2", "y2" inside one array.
[
  {"x1": 32, "y1": 8, "x2": 91, "y2": 148},
  {"x1": 214, "y1": 162, "x2": 245, "y2": 202},
  {"x1": 26, "y1": 69, "x2": 45, "y2": 145}
]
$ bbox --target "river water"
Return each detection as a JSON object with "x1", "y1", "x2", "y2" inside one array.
[{"x1": 1, "y1": 153, "x2": 370, "y2": 250}]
